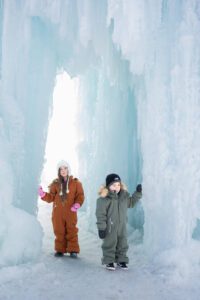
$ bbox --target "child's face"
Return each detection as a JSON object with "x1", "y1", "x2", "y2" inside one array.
[
  {"x1": 109, "y1": 182, "x2": 121, "y2": 193},
  {"x1": 59, "y1": 166, "x2": 68, "y2": 177}
]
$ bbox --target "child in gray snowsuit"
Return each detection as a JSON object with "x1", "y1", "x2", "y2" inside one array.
[{"x1": 96, "y1": 173, "x2": 142, "y2": 271}]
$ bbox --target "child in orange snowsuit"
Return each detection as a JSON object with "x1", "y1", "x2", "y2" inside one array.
[{"x1": 38, "y1": 160, "x2": 84, "y2": 257}]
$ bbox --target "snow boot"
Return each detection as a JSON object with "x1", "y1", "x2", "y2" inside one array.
[
  {"x1": 70, "y1": 252, "x2": 78, "y2": 258},
  {"x1": 117, "y1": 262, "x2": 128, "y2": 270},
  {"x1": 106, "y1": 263, "x2": 116, "y2": 271},
  {"x1": 54, "y1": 252, "x2": 64, "y2": 257}
]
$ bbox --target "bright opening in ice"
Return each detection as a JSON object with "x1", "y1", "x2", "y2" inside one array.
[{"x1": 41, "y1": 71, "x2": 79, "y2": 185}]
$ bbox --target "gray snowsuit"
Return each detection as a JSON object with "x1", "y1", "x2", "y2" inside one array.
[{"x1": 96, "y1": 184, "x2": 142, "y2": 264}]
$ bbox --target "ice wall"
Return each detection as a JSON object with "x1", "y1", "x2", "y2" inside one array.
[
  {"x1": 76, "y1": 22, "x2": 142, "y2": 230},
  {"x1": 108, "y1": 0, "x2": 200, "y2": 256},
  {"x1": 0, "y1": 0, "x2": 200, "y2": 267},
  {"x1": 0, "y1": 0, "x2": 58, "y2": 265}
]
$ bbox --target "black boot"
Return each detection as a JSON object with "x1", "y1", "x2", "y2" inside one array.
[
  {"x1": 70, "y1": 252, "x2": 78, "y2": 258},
  {"x1": 106, "y1": 263, "x2": 115, "y2": 271},
  {"x1": 117, "y1": 262, "x2": 128, "y2": 270},
  {"x1": 54, "y1": 252, "x2": 64, "y2": 257}
]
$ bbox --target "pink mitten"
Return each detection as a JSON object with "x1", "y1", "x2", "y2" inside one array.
[
  {"x1": 71, "y1": 203, "x2": 80, "y2": 212},
  {"x1": 38, "y1": 186, "x2": 46, "y2": 198}
]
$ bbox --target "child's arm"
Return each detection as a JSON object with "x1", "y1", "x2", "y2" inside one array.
[
  {"x1": 40, "y1": 183, "x2": 57, "y2": 203},
  {"x1": 96, "y1": 198, "x2": 107, "y2": 231},
  {"x1": 127, "y1": 184, "x2": 142, "y2": 208},
  {"x1": 74, "y1": 180, "x2": 85, "y2": 207}
]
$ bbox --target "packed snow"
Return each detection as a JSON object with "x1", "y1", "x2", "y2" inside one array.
[{"x1": 1, "y1": 202, "x2": 200, "y2": 300}]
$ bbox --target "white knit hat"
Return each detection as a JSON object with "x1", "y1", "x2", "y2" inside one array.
[{"x1": 57, "y1": 160, "x2": 71, "y2": 175}]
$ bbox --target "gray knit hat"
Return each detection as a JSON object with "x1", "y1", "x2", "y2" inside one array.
[{"x1": 57, "y1": 160, "x2": 71, "y2": 175}]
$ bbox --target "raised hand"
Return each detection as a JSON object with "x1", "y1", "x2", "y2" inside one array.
[
  {"x1": 136, "y1": 184, "x2": 142, "y2": 193},
  {"x1": 38, "y1": 186, "x2": 46, "y2": 198}
]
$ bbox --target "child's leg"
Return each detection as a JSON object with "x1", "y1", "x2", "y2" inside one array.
[
  {"x1": 115, "y1": 226, "x2": 129, "y2": 263},
  {"x1": 66, "y1": 212, "x2": 80, "y2": 253},
  {"x1": 102, "y1": 230, "x2": 118, "y2": 264},
  {"x1": 52, "y1": 214, "x2": 67, "y2": 253}
]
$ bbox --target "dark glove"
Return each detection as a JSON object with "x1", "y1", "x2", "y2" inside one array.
[
  {"x1": 98, "y1": 230, "x2": 106, "y2": 239},
  {"x1": 136, "y1": 184, "x2": 142, "y2": 193}
]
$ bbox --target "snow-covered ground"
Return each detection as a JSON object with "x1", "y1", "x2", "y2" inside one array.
[{"x1": 0, "y1": 201, "x2": 200, "y2": 300}]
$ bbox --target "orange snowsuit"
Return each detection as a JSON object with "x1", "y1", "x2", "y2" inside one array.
[{"x1": 42, "y1": 176, "x2": 84, "y2": 253}]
